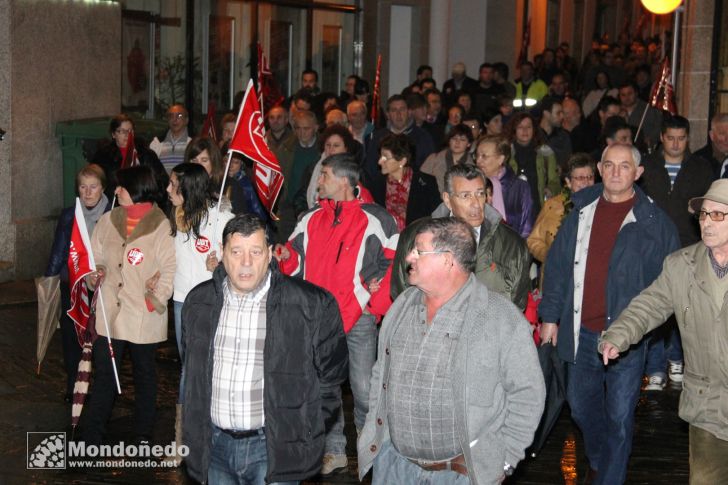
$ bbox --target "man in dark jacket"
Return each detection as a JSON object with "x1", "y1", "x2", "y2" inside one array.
[
  {"x1": 539, "y1": 144, "x2": 680, "y2": 485},
  {"x1": 181, "y1": 214, "x2": 348, "y2": 484},
  {"x1": 694, "y1": 112, "x2": 728, "y2": 178},
  {"x1": 364, "y1": 95, "x2": 435, "y2": 202},
  {"x1": 391, "y1": 164, "x2": 531, "y2": 311},
  {"x1": 639, "y1": 116, "x2": 715, "y2": 389}
]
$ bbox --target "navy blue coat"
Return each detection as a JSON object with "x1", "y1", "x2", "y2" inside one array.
[
  {"x1": 45, "y1": 207, "x2": 75, "y2": 283},
  {"x1": 538, "y1": 184, "x2": 680, "y2": 363}
]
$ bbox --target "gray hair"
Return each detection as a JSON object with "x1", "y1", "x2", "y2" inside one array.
[
  {"x1": 601, "y1": 143, "x2": 641, "y2": 166},
  {"x1": 415, "y1": 217, "x2": 476, "y2": 273},
  {"x1": 321, "y1": 153, "x2": 360, "y2": 189},
  {"x1": 444, "y1": 163, "x2": 487, "y2": 195},
  {"x1": 711, "y1": 112, "x2": 728, "y2": 128}
]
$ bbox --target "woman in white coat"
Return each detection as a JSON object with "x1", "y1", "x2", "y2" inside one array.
[{"x1": 165, "y1": 162, "x2": 233, "y2": 465}]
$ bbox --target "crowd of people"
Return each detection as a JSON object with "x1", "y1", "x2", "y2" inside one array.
[{"x1": 43, "y1": 37, "x2": 728, "y2": 485}]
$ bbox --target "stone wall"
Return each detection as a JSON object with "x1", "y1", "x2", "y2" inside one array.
[
  {"x1": 0, "y1": 0, "x2": 121, "y2": 281},
  {"x1": 678, "y1": 0, "x2": 714, "y2": 150}
]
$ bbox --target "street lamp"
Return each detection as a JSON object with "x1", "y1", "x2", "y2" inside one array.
[{"x1": 640, "y1": 0, "x2": 683, "y2": 14}]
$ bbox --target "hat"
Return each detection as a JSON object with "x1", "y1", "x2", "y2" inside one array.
[{"x1": 688, "y1": 179, "x2": 728, "y2": 213}]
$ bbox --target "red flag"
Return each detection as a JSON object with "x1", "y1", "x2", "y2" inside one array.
[
  {"x1": 371, "y1": 54, "x2": 382, "y2": 123},
  {"x1": 649, "y1": 57, "x2": 677, "y2": 115},
  {"x1": 257, "y1": 43, "x2": 284, "y2": 116},
  {"x1": 121, "y1": 129, "x2": 138, "y2": 169},
  {"x1": 201, "y1": 102, "x2": 218, "y2": 142},
  {"x1": 517, "y1": 18, "x2": 531, "y2": 68},
  {"x1": 228, "y1": 79, "x2": 284, "y2": 219},
  {"x1": 67, "y1": 199, "x2": 97, "y2": 346}
]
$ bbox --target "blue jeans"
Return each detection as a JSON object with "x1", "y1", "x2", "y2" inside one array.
[
  {"x1": 208, "y1": 426, "x2": 299, "y2": 485},
  {"x1": 567, "y1": 327, "x2": 646, "y2": 485},
  {"x1": 325, "y1": 312, "x2": 377, "y2": 455},
  {"x1": 372, "y1": 440, "x2": 469, "y2": 485},
  {"x1": 645, "y1": 316, "x2": 683, "y2": 379},
  {"x1": 174, "y1": 300, "x2": 185, "y2": 404}
]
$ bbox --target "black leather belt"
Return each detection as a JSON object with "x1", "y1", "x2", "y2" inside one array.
[{"x1": 220, "y1": 427, "x2": 265, "y2": 439}]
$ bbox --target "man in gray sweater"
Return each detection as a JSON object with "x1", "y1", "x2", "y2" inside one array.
[{"x1": 358, "y1": 217, "x2": 545, "y2": 484}]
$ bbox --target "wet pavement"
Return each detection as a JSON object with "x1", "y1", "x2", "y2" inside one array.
[{"x1": 0, "y1": 280, "x2": 689, "y2": 484}]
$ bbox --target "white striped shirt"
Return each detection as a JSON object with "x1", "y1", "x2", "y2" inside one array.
[{"x1": 210, "y1": 273, "x2": 270, "y2": 431}]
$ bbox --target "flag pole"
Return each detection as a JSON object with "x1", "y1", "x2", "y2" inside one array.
[
  {"x1": 95, "y1": 287, "x2": 122, "y2": 394},
  {"x1": 633, "y1": 101, "x2": 651, "y2": 143},
  {"x1": 72, "y1": 197, "x2": 121, "y2": 394},
  {"x1": 212, "y1": 148, "x2": 233, "y2": 243}
]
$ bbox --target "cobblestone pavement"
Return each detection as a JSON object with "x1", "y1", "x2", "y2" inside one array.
[{"x1": 0, "y1": 281, "x2": 689, "y2": 484}]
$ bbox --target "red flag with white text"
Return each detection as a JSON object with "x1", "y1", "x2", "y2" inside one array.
[
  {"x1": 121, "y1": 129, "x2": 139, "y2": 169},
  {"x1": 67, "y1": 198, "x2": 98, "y2": 346},
  {"x1": 371, "y1": 54, "x2": 382, "y2": 124},
  {"x1": 228, "y1": 79, "x2": 284, "y2": 219},
  {"x1": 649, "y1": 57, "x2": 677, "y2": 116},
  {"x1": 200, "y1": 102, "x2": 218, "y2": 142},
  {"x1": 257, "y1": 43, "x2": 284, "y2": 115}
]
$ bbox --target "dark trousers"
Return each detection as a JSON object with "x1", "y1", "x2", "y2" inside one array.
[
  {"x1": 566, "y1": 328, "x2": 646, "y2": 485},
  {"x1": 83, "y1": 338, "x2": 158, "y2": 445},
  {"x1": 689, "y1": 425, "x2": 728, "y2": 485},
  {"x1": 60, "y1": 315, "x2": 82, "y2": 397},
  {"x1": 59, "y1": 285, "x2": 82, "y2": 397}
]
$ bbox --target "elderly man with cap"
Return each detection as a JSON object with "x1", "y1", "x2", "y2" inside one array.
[{"x1": 600, "y1": 179, "x2": 728, "y2": 485}]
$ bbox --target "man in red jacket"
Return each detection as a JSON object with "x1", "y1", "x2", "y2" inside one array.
[{"x1": 274, "y1": 153, "x2": 399, "y2": 475}]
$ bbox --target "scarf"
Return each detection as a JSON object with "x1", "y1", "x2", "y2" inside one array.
[
  {"x1": 83, "y1": 193, "x2": 109, "y2": 236},
  {"x1": 125, "y1": 202, "x2": 153, "y2": 236},
  {"x1": 489, "y1": 166, "x2": 507, "y2": 222}
]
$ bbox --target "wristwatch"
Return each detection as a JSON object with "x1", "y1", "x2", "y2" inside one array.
[{"x1": 504, "y1": 462, "x2": 515, "y2": 477}]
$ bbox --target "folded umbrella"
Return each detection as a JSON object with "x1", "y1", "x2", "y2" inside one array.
[
  {"x1": 529, "y1": 342, "x2": 567, "y2": 455},
  {"x1": 71, "y1": 276, "x2": 100, "y2": 431},
  {"x1": 35, "y1": 275, "x2": 61, "y2": 374}
]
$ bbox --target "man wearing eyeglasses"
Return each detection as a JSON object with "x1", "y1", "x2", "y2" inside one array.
[
  {"x1": 539, "y1": 143, "x2": 679, "y2": 484},
  {"x1": 637, "y1": 115, "x2": 715, "y2": 391},
  {"x1": 391, "y1": 164, "x2": 531, "y2": 311},
  {"x1": 599, "y1": 179, "x2": 728, "y2": 485},
  {"x1": 359, "y1": 217, "x2": 544, "y2": 484},
  {"x1": 150, "y1": 104, "x2": 191, "y2": 173}
]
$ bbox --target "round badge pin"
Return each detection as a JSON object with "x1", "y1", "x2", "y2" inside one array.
[
  {"x1": 127, "y1": 248, "x2": 144, "y2": 266},
  {"x1": 195, "y1": 236, "x2": 211, "y2": 253}
]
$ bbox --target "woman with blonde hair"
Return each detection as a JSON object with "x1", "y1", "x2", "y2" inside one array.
[{"x1": 45, "y1": 164, "x2": 111, "y2": 403}]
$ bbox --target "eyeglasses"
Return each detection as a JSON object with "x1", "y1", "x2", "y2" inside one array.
[
  {"x1": 114, "y1": 129, "x2": 132, "y2": 135},
  {"x1": 570, "y1": 175, "x2": 594, "y2": 182},
  {"x1": 166, "y1": 112, "x2": 186, "y2": 120},
  {"x1": 697, "y1": 210, "x2": 728, "y2": 222},
  {"x1": 410, "y1": 248, "x2": 451, "y2": 257},
  {"x1": 472, "y1": 152, "x2": 498, "y2": 161},
  {"x1": 450, "y1": 190, "x2": 487, "y2": 201}
]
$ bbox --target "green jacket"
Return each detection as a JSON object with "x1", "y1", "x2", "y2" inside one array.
[
  {"x1": 391, "y1": 203, "x2": 532, "y2": 310},
  {"x1": 508, "y1": 145, "x2": 561, "y2": 204},
  {"x1": 599, "y1": 243, "x2": 728, "y2": 441}
]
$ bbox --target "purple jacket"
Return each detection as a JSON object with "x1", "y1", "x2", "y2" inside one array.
[{"x1": 500, "y1": 165, "x2": 534, "y2": 238}]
